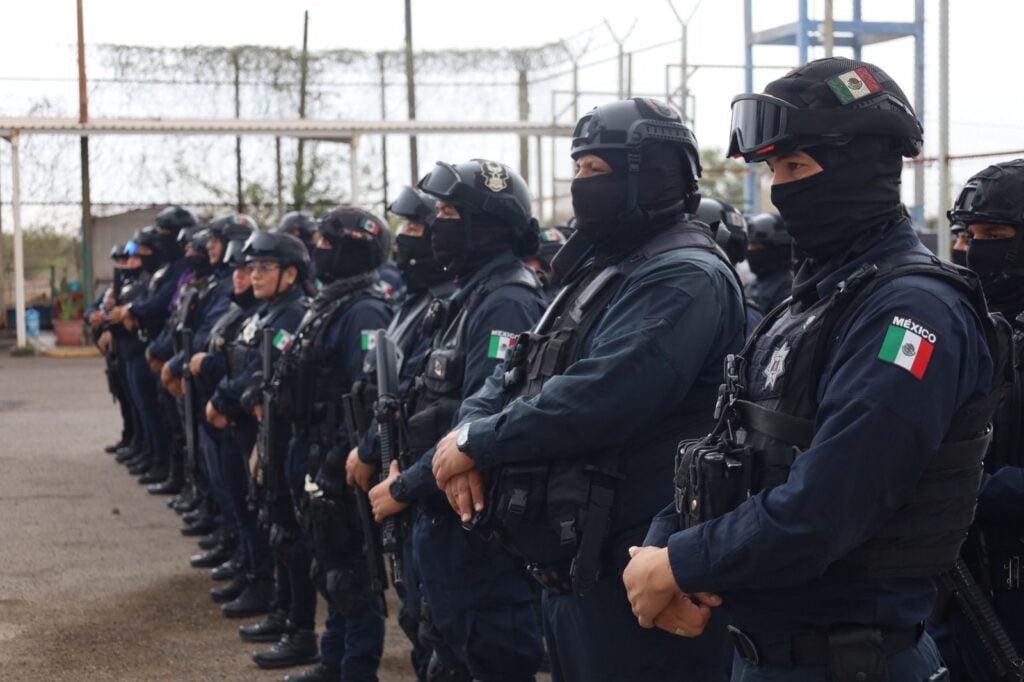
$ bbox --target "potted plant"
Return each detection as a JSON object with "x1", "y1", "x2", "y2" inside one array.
[{"x1": 52, "y1": 279, "x2": 85, "y2": 346}]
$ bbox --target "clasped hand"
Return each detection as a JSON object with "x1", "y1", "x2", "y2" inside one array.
[{"x1": 622, "y1": 546, "x2": 721, "y2": 637}]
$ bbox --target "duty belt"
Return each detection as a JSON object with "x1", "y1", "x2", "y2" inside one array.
[{"x1": 728, "y1": 623, "x2": 923, "y2": 668}]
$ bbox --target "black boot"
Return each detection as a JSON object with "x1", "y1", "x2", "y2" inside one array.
[
  {"x1": 239, "y1": 610, "x2": 293, "y2": 644},
  {"x1": 211, "y1": 557, "x2": 243, "y2": 582},
  {"x1": 197, "y1": 530, "x2": 224, "y2": 550},
  {"x1": 115, "y1": 445, "x2": 144, "y2": 463},
  {"x1": 147, "y1": 477, "x2": 182, "y2": 495},
  {"x1": 190, "y1": 542, "x2": 236, "y2": 569},
  {"x1": 169, "y1": 490, "x2": 197, "y2": 513},
  {"x1": 251, "y1": 629, "x2": 319, "y2": 670},
  {"x1": 138, "y1": 464, "x2": 169, "y2": 485},
  {"x1": 104, "y1": 439, "x2": 126, "y2": 454},
  {"x1": 127, "y1": 457, "x2": 153, "y2": 476},
  {"x1": 210, "y1": 574, "x2": 248, "y2": 604},
  {"x1": 181, "y1": 514, "x2": 218, "y2": 537},
  {"x1": 283, "y1": 663, "x2": 340, "y2": 682},
  {"x1": 222, "y1": 579, "x2": 274, "y2": 619}
]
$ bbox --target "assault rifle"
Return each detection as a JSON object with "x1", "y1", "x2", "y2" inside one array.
[
  {"x1": 936, "y1": 557, "x2": 1024, "y2": 682},
  {"x1": 342, "y1": 392, "x2": 389, "y2": 617},
  {"x1": 181, "y1": 327, "x2": 198, "y2": 495},
  {"x1": 374, "y1": 329, "x2": 407, "y2": 588},
  {"x1": 257, "y1": 327, "x2": 279, "y2": 503}
]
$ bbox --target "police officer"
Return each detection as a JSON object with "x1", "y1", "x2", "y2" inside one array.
[
  {"x1": 368, "y1": 159, "x2": 547, "y2": 681},
  {"x1": 951, "y1": 222, "x2": 969, "y2": 268},
  {"x1": 346, "y1": 185, "x2": 457, "y2": 680},
  {"x1": 206, "y1": 231, "x2": 310, "y2": 632},
  {"x1": 521, "y1": 226, "x2": 569, "y2": 302},
  {"x1": 625, "y1": 57, "x2": 1000, "y2": 682},
  {"x1": 430, "y1": 99, "x2": 745, "y2": 682},
  {"x1": 278, "y1": 207, "x2": 393, "y2": 682},
  {"x1": 744, "y1": 212, "x2": 794, "y2": 313},
  {"x1": 696, "y1": 196, "x2": 761, "y2": 331},
  {"x1": 930, "y1": 159, "x2": 1024, "y2": 681}
]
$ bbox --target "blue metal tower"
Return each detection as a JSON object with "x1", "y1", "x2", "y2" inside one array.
[{"x1": 743, "y1": 0, "x2": 925, "y2": 226}]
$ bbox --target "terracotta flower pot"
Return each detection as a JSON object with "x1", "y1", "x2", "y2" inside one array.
[{"x1": 52, "y1": 319, "x2": 84, "y2": 347}]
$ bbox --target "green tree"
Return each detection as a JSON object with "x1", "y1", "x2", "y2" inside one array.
[{"x1": 698, "y1": 147, "x2": 746, "y2": 207}]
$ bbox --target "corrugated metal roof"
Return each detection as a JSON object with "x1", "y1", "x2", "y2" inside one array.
[{"x1": 0, "y1": 117, "x2": 574, "y2": 138}]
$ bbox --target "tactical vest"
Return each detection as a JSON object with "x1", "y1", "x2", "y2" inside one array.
[
  {"x1": 227, "y1": 293, "x2": 308, "y2": 379},
  {"x1": 362, "y1": 282, "x2": 456, "y2": 379},
  {"x1": 207, "y1": 302, "x2": 252, "y2": 356},
  {"x1": 483, "y1": 224, "x2": 741, "y2": 596},
  {"x1": 117, "y1": 272, "x2": 146, "y2": 305},
  {"x1": 279, "y1": 287, "x2": 386, "y2": 446},
  {"x1": 416, "y1": 262, "x2": 540, "y2": 404},
  {"x1": 676, "y1": 252, "x2": 1007, "y2": 580}
]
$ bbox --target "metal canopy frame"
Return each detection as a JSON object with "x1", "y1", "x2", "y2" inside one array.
[
  {"x1": 743, "y1": 0, "x2": 925, "y2": 223},
  {"x1": 2, "y1": 116, "x2": 575, "y2": 350}
]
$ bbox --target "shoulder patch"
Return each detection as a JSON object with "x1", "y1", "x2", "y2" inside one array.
[
  {"x1": 272, "y1": 329, "x2": 295, "y2": 352},
  {"x1": 487, "y1": 330, "x2": 518, "y2": 360},
  {"x1": 876, "y1": 315, "x2": 937, "y2": 380},
  {"x1": 360, "y1": 330, "x2": 378, "y2": 351}
]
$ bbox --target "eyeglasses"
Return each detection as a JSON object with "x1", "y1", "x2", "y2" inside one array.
[{"x1": 246, "y1": 262, "x2": 281, "y2": 274}]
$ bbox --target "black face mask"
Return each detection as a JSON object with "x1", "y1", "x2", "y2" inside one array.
[
  {"x1": 396, "y1": 233, "x2": 446, "y2": 292},
  {"x1": 232, "y1": 287, "x2": 256, "y2": 308},
  {"x1": 746, "y1": 245, "x2": 793, "y2": 277},
  {"x1": 951, "y1": 249, "x2": 968, "y2": 268},
  {"x1": 140, "y1": 254, "x2": 162, "y2": 274},
  {"x1": 966, "y1": 235, "x2": 1024, "y2": 313},
  {"x1": 160, "y1": 232, "x2": 184, "y2": 261},
  {"x1": 186, "y1": 254, "x2": 212, "y2": 277},
  {"x1": 770, "y1": 138, "x2": 904, "y2": 262},
  {"x1": 571, "y1": 174, "x2": 628, "y2": 248},
  {"x1": 313, "y1": 237, "x2": 377, "y2": 284},
  {"x1": 432, "y1": 214, "x2": 514, "y2": 277}
]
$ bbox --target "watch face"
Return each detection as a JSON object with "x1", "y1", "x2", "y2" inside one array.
[{"x1": 457, "y1": 424, "x2": 470, "y2": 450}]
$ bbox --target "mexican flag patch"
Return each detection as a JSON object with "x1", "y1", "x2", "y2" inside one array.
[
  {"x1": 487, "y1": 330, "x2": 517, "y2": 360},
  {"x1": 360, "y1": 330, "x2": 378, "y2": 351},
  {"x1": 877, "y1": 315, "x2": 936, "y2": 380},
  {"x1": 826, "y1": 66, "x2": 881, "y2": 105},
  {"x1": 272, "y1": 329, "x2": 295, "y2": 352}
]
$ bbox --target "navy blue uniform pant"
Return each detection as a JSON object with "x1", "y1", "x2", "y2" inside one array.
[
  {"x1": 319, "y1": 599, "x2": 385, "y2": 681},
  {"x1": 125, "y1": 354, "x2": 167, "y2": 465},
  {"x1": 412, "y1": 511, "x2": 543, "y2": 681},
  {"x1": 223, "y1": 422, "x2": 272, "y2": 580},
  {"x1": 730, "y1": 632, "x2": 947, "y2": 681},
  {"x1": 199, "y1": 423, "x2": 237, "y2": 538},
  {"x1": 542, "y1": 573, "x2": 731, "y2": 682}
]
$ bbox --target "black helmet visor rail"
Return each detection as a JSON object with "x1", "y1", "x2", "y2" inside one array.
[{"x1": 727, "y1": 92, "x2": 923, "y2": 163}]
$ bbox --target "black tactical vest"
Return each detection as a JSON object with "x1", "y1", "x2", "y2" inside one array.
[
  {"x1": 482, "y1": 224, "x2": 741, "y2": 596},
  {"x1": 362, "y1": 282, "x2": 456, "y2": 379},
  {"x1": 416, "y1": 262, "x2": 540, "y2": 404},
  {"x1": 676, "y1": 252, "x2": 1006, "y2": 580},
  {"x1": 278, "y1": 287, "x2": 385, "y2": 445},
  {"x1": 227, "y1": 293, "x2": 308, "y2": 379}
]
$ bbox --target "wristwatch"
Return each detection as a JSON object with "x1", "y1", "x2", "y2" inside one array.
[
  {"x1": 456, "y1": 422, "x2": 472, "y2": 454},
  {"x1": 389, "y1": 474, "x2": 411, "y2": 504}
]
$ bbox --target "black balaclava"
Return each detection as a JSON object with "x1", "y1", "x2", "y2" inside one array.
[
  {"x1": 951, "y1": 248, "x2": 968, "y2": 268},
  {"x1": 770, "y1": 135, "x2": 904, "y2": 263},
  {"x1": 432, "y1": 212, "x2": 515, "y2": 277},
  {"x1": 396, "y1": 226, "x2": 449, "y2": 292},
  {"x1": 967, "y1": 229, "x2": 1024, "y2": 313},
  {"x1": 747, "y1": 245, "x2": 793, "y2": 278},
  {"x1": 314, "y1": 234, "x2": 378, "y2": 284},
  {"x1": 158, "y1": 230, "x2": 184, "y2": 262},
  {"x1": 571, "y1": 144, "x2": 689, "y2": 255},
  {"x1": 140, "y1": 252, "x2": 163, "y2": 274},
  {"x1": 186, "y1": 252, "x2": 213, "y2": 278}
]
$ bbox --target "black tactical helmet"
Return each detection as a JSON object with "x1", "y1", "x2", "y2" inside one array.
[
  {"x1": 696, "y1": 197, "x2": 748, "y2": 264},
  {"x1": 223, "y1": 239, "x2": 248, "y2": 267},
  {"x1": 948, "y1": 159, "x2": 1024, "y2": 229},
  {"x1": 745, "y1": 212, "x2": 793, "y2": 247},
  {"x1": 110, "y1": 243, "x2": 128, "y2": 260},
  {"x1": 132, "y1": 226, "x2": 165, "y2": 254},
  {"x1": 207, "y1": 213, "x2": 259, "y2": 242},
  {"x1": 177, "y1": 224, "x2": 203, "y2": 246},
  {"x1": 389, "y1": 186, "x2": 438, "y2": 224},
  {"x1": 317, "y1": 206, "x2": 390, "y2": 267},
  {"x1": 728, "y1": 57, "x2": 923, "y2": 163},
  {"x1": 154, "y1": 205, "x2": 198, "y2": 233},
  {"x1": 277, "y1": 211, "x2": 316, "y2": 240},
  {"x1": 418, "y1": 159, "x2": 534, "y2": 233},
  {"x1": 242, "y1": 230, "x2": 311, "y2": 280},
  {"x1": 571, "y1": 97, "x2": 703, "y2": 218}
]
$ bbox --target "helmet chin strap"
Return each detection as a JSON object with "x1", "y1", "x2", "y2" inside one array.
[{"x1": 614, "y1": 148, "x2": 696, "y2": 226}]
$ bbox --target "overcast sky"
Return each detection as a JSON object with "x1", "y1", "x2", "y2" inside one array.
[{"x1": 1, "y1": 0, "x2": 1023, "y2": 226}]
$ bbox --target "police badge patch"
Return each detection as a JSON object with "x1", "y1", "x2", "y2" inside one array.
[
  {"x1": 763, "y1": 341, "x2": 790, "y2": 391},
  {"x1": 480, "y1": 161, "x2": 510, "y2": 192}
]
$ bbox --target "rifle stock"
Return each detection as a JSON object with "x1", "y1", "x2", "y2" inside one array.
[
  {"x1": 181, "y1": 328, "x2": 198, "y2": 494},
  {"x1": 374, "y1": 329, "x2": 407, "y2": 588}
]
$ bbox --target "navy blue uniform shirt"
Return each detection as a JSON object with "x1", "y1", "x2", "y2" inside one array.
[
  {"x1": 458, "y1": 246, "x2": 746, "y2": 532},
  {"x1": 649, "y1": 221, "x2": 993, "y2": 632}
]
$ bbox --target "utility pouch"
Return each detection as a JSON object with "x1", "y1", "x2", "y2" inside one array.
[
  {"x1": 828, "y1": 627, "x2": 890, "y2": 682},
  {"x1": 675, "y1": 437, "x2": 751, "y2": 528}
]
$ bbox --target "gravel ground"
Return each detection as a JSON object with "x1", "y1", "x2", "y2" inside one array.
[{"x1": 0, "y1": 352, "x2": 416, "y2": 681}]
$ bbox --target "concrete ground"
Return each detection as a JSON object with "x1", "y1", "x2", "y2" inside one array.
[{"x1": 0, "y1": 351, "x2": 415, "y2": 681}]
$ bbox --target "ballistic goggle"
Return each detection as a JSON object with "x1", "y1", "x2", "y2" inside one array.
[
  {"x1": 125, "y1": 240, "x2": 140, "y2": 256},
  {"x1": 388, "y1": 186, "x2": 436, "y2": 222},
  {"x1": 727, "y1": 92, "x2": 923, "y2": 162},
  {"x1": 224, "y1": 239, "x2": 247, "y2": 266}
]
